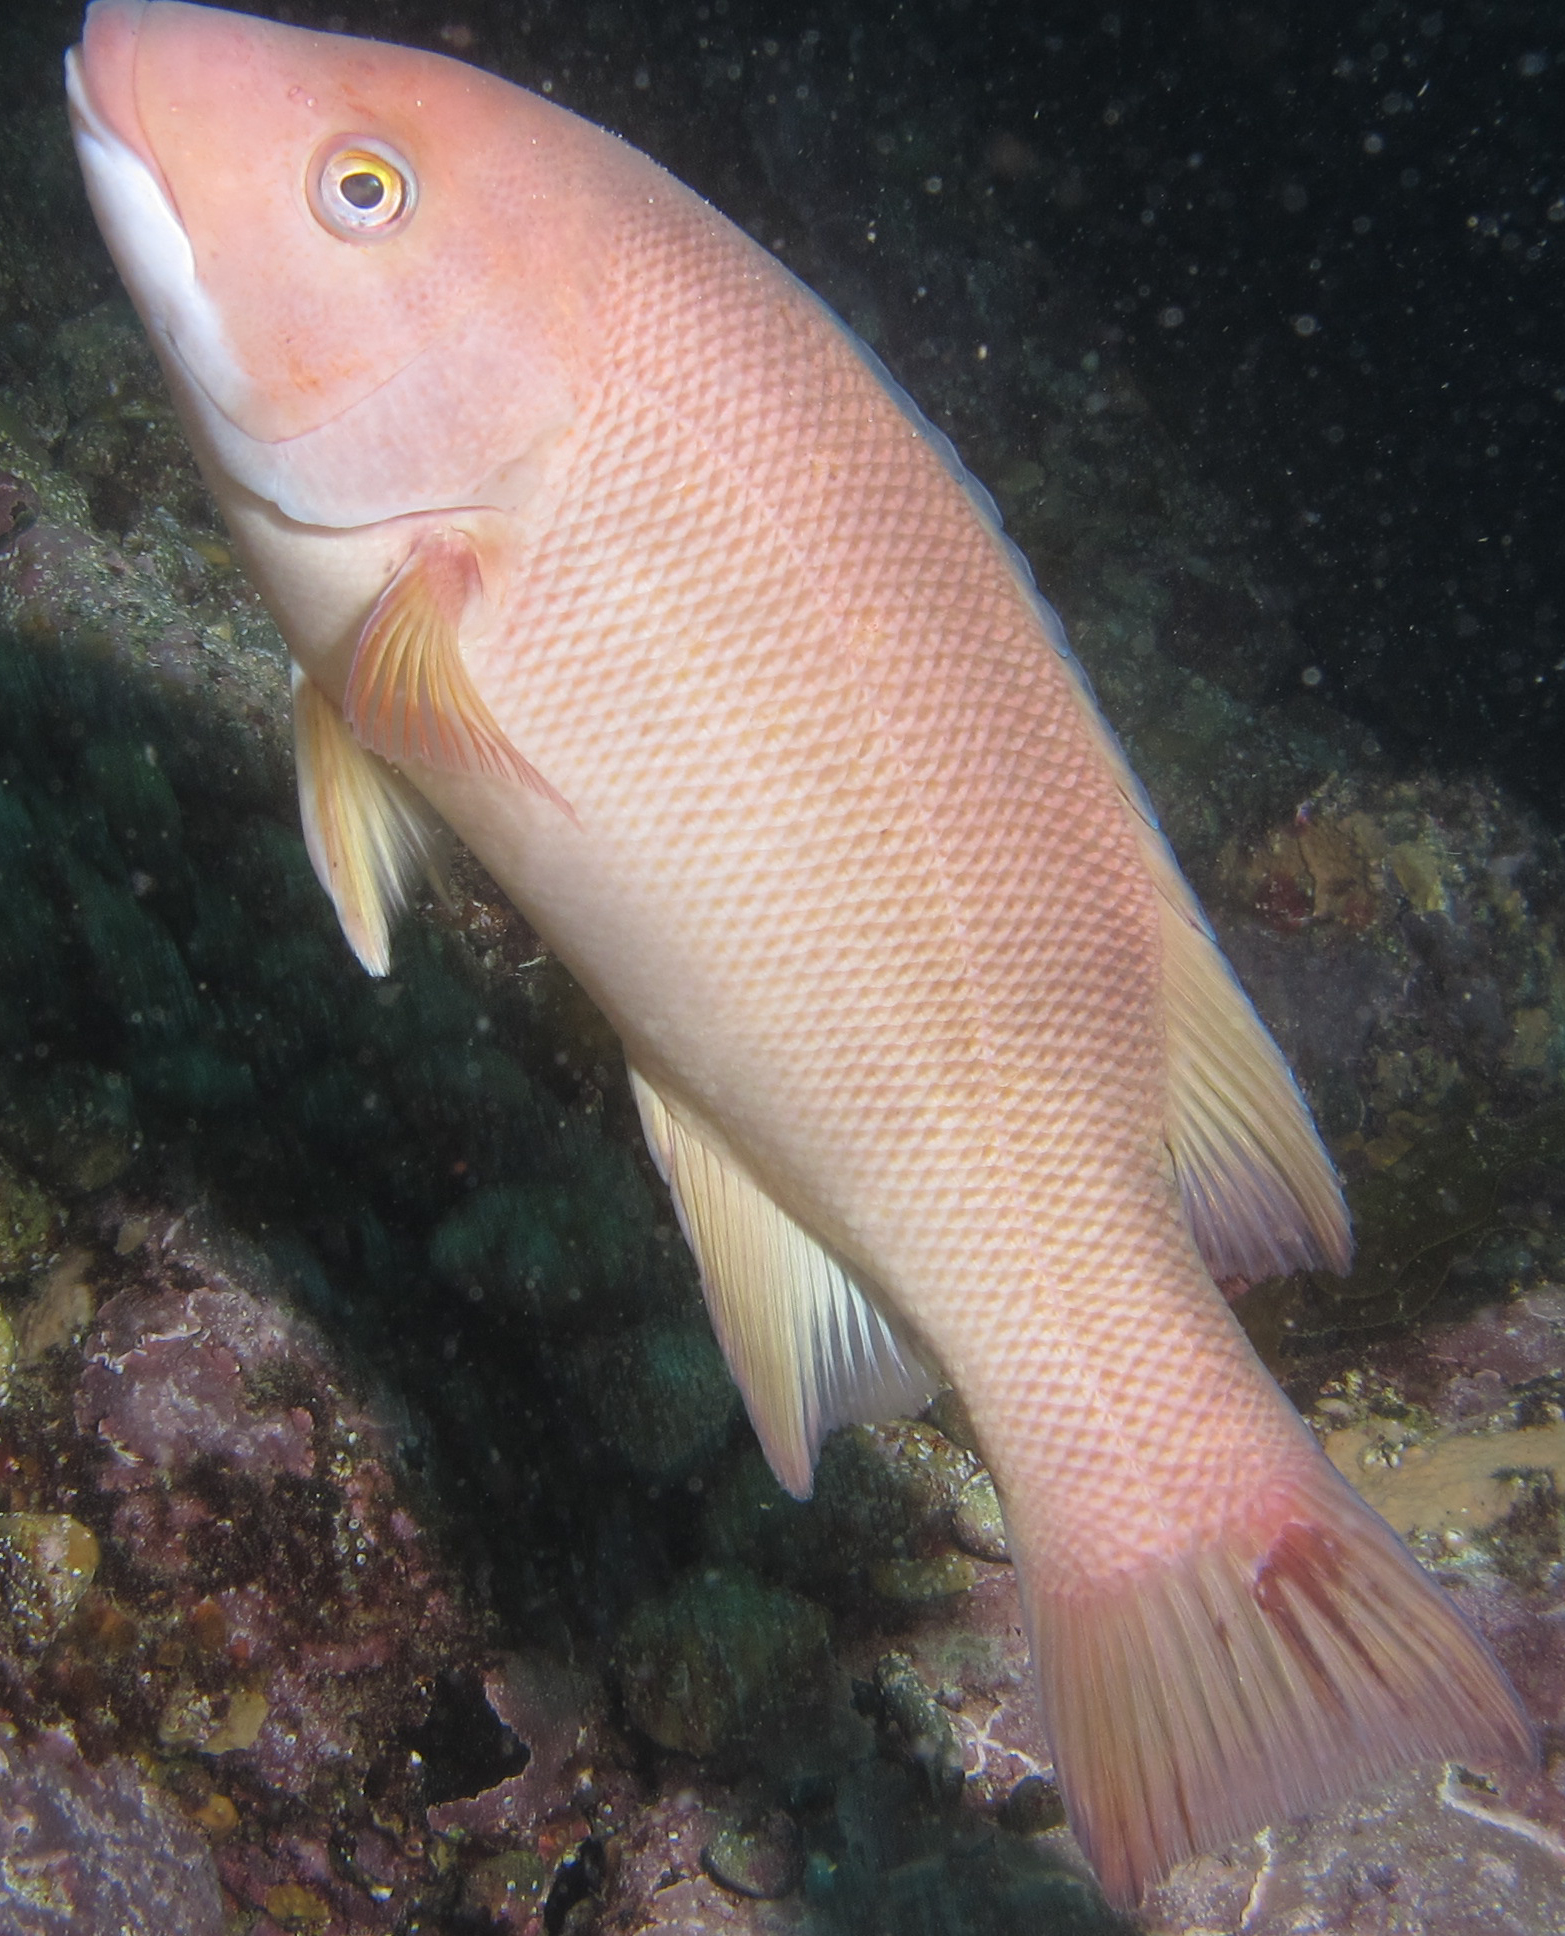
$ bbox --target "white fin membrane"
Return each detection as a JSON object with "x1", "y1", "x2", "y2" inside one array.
[
  {"x1": 629, "y1": 1065, "x2": 937, "y2": 1498},
  {"x1": 291, "y1": 663, "x2": 447, "y2": 977}
]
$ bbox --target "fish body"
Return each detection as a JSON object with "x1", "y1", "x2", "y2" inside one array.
[{"x1": 67, "y1": 1, "x2": 1534, "y2": 1905}]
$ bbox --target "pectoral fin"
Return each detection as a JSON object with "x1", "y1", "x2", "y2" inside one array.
[
  {"x1": 291, "y1": 663, "x2": 447, "y2": 976},
  {"x1": 346, "y1": 528, "x2": 573, "y2": 819},
  {"x1": 629, "y1": 1065, "x2": 936, "y2": 1498}
]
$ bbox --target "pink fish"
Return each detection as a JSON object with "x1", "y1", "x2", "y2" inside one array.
[{"x1": 67, "y1": 1, "x2": 1534, "y2": 1905}]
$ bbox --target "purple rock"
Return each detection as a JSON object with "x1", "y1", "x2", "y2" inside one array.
[
  {"x1": 0, "y1": 1726, "x2": 224, "y2": 1935},
  {"x1": 1427, "y1": 1300, "x2": 1565, "y2": 1391},
  {"x1": 1144, "y1": 1762, "x2": 1565, "y2": 1936},
  {"x1": 427, "y1": 1651, "x2": 595, "y2": 1840},
  {"x1": 77, "y1": 1284, "x2": 318, "y2": 1485}
]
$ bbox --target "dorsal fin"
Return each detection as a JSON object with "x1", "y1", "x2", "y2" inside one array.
[
  {"x1": 629, "y1": 1065, "x2": 937, "y2": 1498},
  {"x1": 291, "y1": 663, "x2": 447, "y2": 977}
]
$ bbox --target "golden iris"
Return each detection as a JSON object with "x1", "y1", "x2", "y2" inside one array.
[{"x1": 308, "y1": 138, "x2": 417, "y2": 240}]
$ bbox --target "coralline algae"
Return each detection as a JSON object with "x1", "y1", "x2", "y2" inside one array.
[{"x1": 0, "y1": 1725, "x2": 225, "y2": 1936}]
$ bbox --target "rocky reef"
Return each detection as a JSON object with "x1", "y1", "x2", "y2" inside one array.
[{"x1": 0, "y1": 4, "x2": 1562, "y2": 1934}]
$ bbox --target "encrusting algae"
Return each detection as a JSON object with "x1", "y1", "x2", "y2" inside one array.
[{"x1": 60, "y1": 0, "x2": 1539, "y2": 1908}]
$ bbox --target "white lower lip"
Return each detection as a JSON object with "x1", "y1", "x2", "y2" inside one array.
[
  {"x1": 67, "y1": 46, "x2": 196, "y2": 329},
  {"x1": 66, "y1": 44, "x2": 262, "y2": 462}
]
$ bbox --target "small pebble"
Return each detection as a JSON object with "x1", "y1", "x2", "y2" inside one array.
[
  {"x1": 702, "y1": 1811, "x2": 804, "y2": 1899},
  {"x1": 461, "y1": 1849, "x2": 548, "y2": 1921},
  {"x1": 999, "y1": 1772, "x2": 1066, "y2": 1835},
  {"x1": 869, "y1": 1553, "x2": 980, "y2": 1601},
  {"x1": 264, "y1": 1883, "x2": 331, "y2": 1929},
  {"x1": 15, "y1": 1246, "x2": 96, "y2": 1363},
  {"x1": 952, "y1": 1469, "x2": 1009, "y2": 1561},
  {"x1": 0, "y1": 1153, "x2": 62, "y2": 1279},
  {"x1": 114, "y1": 1215, "x2": 153, "y2": 1255},
  {"x1": 188, "y1": 1792, "x2": 240, "y2": 1837},
  {"x1": 0, "y1": 1512, "x2": 99, "y2": 1648},
  {"x1": 873, "y1": 1653, "x2": 967, "y2": 1799},
  {"x1": 200, "y1": 1686, "x2": 270, "y2": 1755}
]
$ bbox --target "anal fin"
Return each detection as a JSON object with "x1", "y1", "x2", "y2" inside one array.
[
  {"x1": 292, "y1": 663, "x2": 447, "y2": 977},
  {"x1": 629, "y1": 1065, "x2": 936, "y2": 1498},
  {"x1": 346, "y1": 528, "x2": 573, "y2": 819}
]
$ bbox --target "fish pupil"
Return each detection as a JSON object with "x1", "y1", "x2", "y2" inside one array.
[{"x1": 341, "y1": 170, "x2": 387, "y2": 210}]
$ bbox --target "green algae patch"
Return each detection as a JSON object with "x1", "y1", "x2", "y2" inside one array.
[
  {"x1": 613, "y1": 1567, "x2": 833, "y2": 1761},
  {"x1": 1311, "y1": 1100, "x2": 1565, "y2": 1331},
  {"x1": 0, "y1": 1512, "x2": 98, "y2": 1649},
  {"x1": 570, "y1": 1316, "x2": 739, "y2": 1484},
  {"x1": 459, "y1": 1850, "x2": 549, "y2": 1925},
  {"x1": 0, "y1": 1152, "x2": 62, "y2": 1279},
  {"x1": 952, "y1": 1469, "x2": 1008, "y2": 1562},
  {"x1": 703, "y1": 1420, "x2": 986, "y2": 1607},
  {"x1": 1238, "y1": 1100, "x2": 1565, "y2": 1370},
  {"x1": 1, "y1": 1062, "x2": 138, "y2": 1195},
  {"x1": 869, "y1": 1553, "x2": 982, "y2": 1603}
]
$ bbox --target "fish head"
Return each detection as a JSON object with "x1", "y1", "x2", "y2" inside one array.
[{"x1": 66, "y1": 0, "x2": 608, "y2": 527}]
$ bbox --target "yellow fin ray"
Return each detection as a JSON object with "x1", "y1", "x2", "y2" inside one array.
[
  {"x1": 346, "y1": 528, "x2": 573, "y2": 818},
  {"x1": 291, "y1": 664, "x2": 447, "y2": 977},
  {"x1": 629, "y1": 1065, "x2": 936, "y2": 1498}
]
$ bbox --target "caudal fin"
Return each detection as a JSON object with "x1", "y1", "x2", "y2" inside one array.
[{"x1": 1031, "y1": 1461, "x2": 1537, "y2": 1909}]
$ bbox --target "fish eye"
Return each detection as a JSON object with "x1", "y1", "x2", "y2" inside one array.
[{"x1": 308, "y1": 137, "x2": 417, "y2": 241}]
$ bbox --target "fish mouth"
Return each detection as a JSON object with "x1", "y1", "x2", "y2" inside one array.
[
  {"x1": 66, "y1": 4, "x2": 248, "y2": 448},
  {"x1": 66, "y1": 4, "x2": 384, "y2": 521},
  {"x1": 67, "y1": 2, "x2": 172, "y2": 211}
]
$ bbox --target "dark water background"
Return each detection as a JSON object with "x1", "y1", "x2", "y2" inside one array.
[{"x1": 10, "y1": 0, "x2": 1560, "y2": 820}]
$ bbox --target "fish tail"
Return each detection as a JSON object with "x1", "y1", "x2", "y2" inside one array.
[{"x1": 1026, "y1": 1457, "x2": 1537, "y2": 1909}]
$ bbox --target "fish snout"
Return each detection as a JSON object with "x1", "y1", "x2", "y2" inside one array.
[{"x1": 68, "y1": 2, "x2": 154, "y2": 173}]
